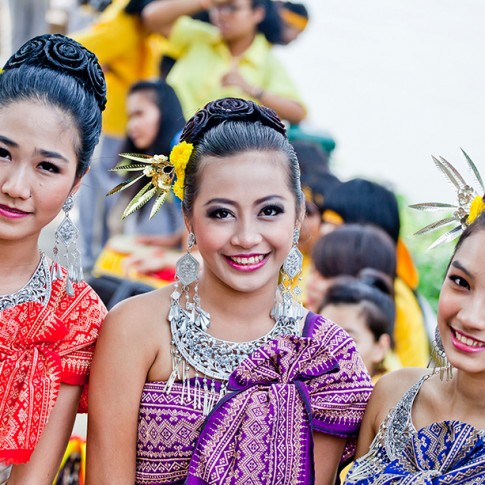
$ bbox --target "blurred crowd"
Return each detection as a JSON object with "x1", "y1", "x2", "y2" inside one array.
[{"x1": 1, "y1": 0, "x2": 434, "y2": 385}]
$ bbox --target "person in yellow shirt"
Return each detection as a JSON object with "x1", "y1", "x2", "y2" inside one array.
[
  {"x1": 142, "y1": 0, "x2": 306, "y2": 123},
  {"x1": 72, "y1": 0, "x2": 169, "y2": 269}
]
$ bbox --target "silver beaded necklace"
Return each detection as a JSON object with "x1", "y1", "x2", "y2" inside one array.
[
  {"x1": 0, "y1": 253, "x2": 52, "y2": 312},
  {"x1": 165, "y1": 285, "x2": 302, "y2": 415}
]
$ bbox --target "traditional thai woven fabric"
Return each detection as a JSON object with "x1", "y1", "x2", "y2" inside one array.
[
  {"x1": 0, "y1": 270, "x2": 106, "y2": 465},
  {"x1": 136, "y1": 312, "x2": 372, "y2": 484},
  {"x1": 345, "y1": 376, "x2": 485, "y2": 484}
]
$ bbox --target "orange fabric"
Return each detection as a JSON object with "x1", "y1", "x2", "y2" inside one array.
[
  {"x1": 280, "y1": 8, "x2": 309, "y2": 31},
  {"x1": 0, "y1": 271, "x2": 106, "y2": 465},
  {"x1": 396, "y1": 239, "x2": 419, "y2": 290},
  {"x1": 321, "y1": 209, "x2": 344, "y2": 226}
]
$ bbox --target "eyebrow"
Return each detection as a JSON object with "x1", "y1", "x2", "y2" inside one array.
[
  {"x1": 36, "y1": 149, "x2": 70, "y2": 164},
  {"x1": 451, "y1": 260, "x2": 473, "y2": 279},
  {"x1": 0, "y1": 135, "x2": 19, "y2": 148},
  {"x1": 0, "y1": 135, "x2": 70, "y2": 164},
  {"x1": 204, "y1": 195, "x2": 285, "y2": 207}
]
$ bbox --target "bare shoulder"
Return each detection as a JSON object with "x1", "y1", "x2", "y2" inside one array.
[
  {"x1": 371, "y1": 368, "x2": 430, "y2": 425},
  {"x1": 355, "y1": 367, "x2": 430, "y2": 457},
  {"x1": 99, "y1": 284, "x2": 174, "y2": 343}
]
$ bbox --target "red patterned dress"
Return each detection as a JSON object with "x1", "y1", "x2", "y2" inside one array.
[{"x1": 0, "y1": 270, "x2": 106, "y2": 466}]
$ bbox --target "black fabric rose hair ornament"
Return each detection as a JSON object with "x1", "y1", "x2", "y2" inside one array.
[
  {"x1": 181, "y1": 98, "x2": 286, "y2": 144},
  {"x1": 3, "y1": 34, "x2": 107, "y2": 111}
]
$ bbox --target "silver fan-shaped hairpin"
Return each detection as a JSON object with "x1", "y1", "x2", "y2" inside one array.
[{"x1": 409, "y1": 149, "x2": 484, "y2": 249}]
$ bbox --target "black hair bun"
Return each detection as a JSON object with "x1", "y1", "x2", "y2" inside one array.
[
  {"x1": 358, "y1": 268, "x2": 394, "y2": 297},
  {"x1": 181, "y1": 97, "x2": 286, "y2": 144},
  {"x1": 3, "y1": 34, "x2": 107, "y2": 111}
]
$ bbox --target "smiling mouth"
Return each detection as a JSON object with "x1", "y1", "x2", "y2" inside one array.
[
  {"x1": 229, "y1": 254, "x2": 265, "y2": 265},
  {"x1": 452, "y1": 328, "x2": 485, "y2": 348}
]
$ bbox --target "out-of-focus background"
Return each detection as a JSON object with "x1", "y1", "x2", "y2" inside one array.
[
  {"x1": 279, "y1": 0, "x2": 485, "y2": 203},
  {"x1": 2, "y1": 0, "x2": 484, "y2": 203}
]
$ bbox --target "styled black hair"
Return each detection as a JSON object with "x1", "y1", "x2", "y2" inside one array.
[
  {"x1": 321, "y1": 269, "x2": 396, "y2": 343},
  {"x1": 0, "y1": 34, "x2": 106, "y2": 177},
  {"x1": 448, "y1": 211, "x2": 485, "y2": 267},
  {"x1": 323, "y1": 178, "x2": 401, "y2": 243},
  {"x1": 124, "y1": 0, "x2": 154, "y2": 15},
  {"x1": 312, "y1": 224, "x2": 397, "y2": 280},
  {"x1": 180, "y1": 97, "x2": 303, "y2": 218},
  {"x1": 292, "y1": 140, "x2": 339, "y2": 212},
  {"x1": 252, "y1": 0, "x2": 284, "y2": 45},
  {"x1": 122, "y1": 80, "x2": 185, "y2": 156}
]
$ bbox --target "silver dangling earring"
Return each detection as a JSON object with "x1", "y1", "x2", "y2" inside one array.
[
  {"x1": 52, "y1": 195, "x2": 83, "y2": 297},
  {"x1": 172, "y1": 232, "x2": 210, "y2": 331},
  {"x1": 272, "y1": 228, "x2": 304, "y2": 321},
  {"x1": 431, "y1": 326, "x2": 453, "y2": 381}
]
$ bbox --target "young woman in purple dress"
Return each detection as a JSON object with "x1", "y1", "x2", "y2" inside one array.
[{"x1": 86, "y1": 98, "x2": 372, "y2": 484}]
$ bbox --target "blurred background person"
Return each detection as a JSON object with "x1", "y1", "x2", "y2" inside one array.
[
  {"x1": 292, "y1": 139, "x2": 341, "y2": 304},
  {"x1": 89, "y1": 79, "x2": 186, "y2": 308},
  {"x1": 308, "y1": 223, "x2": 429, "y2": 368},
  {"x1": 110, "y1": 79, "x2": 185, "y2": 245},
  {"x1": 7, "y1": 0, "x2": 49, "y2": 52},
  {"x1": 72, "y1": 0, "x2": 165, "y2": 270},
  {"x1": 307, "y1": 224, "x2": 396, "y2": 312},
  {"x1": 320, "y1": 270, "x2": 396, "y2": 382},
  {"x1": 275, "y1": 0, "x2": 309, "y2": 45},
  {"x1": 142, "y1": 0, "x2": 306, "y2": 123},
  {"x1": 319, "y1": 179, "x2": 432, "y2": 365}
]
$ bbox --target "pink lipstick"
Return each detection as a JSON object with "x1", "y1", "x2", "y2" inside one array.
[
  {"x1": 225, "y1": 253, "x2": 268, "y2": 272},
  {"x1": 451, "y1": 328, "x2": 485, "y2": 353},
  {"x1": 0, "y1": 204, "x2": 31, "y2": 219}
]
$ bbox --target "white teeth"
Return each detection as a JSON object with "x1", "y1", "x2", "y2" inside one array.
[
  {"x1": 455, "y1": 331, "x2": 485, "y2": 347},
  {"x1": 231, "y1": 255, "x2": 264, "y2": 265}
]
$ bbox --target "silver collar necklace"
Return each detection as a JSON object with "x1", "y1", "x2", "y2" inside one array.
[
  {"x1": 165, "y1": 285, "x2": 302, "y2": 414},
  {"x1": 0, "y1": 252, "x2": 52, "y2": 312}
]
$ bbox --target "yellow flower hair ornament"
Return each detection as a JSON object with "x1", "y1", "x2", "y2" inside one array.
[
  {"x1": 106, "y1": 142, "x2": 193, "y2": 219},
  {"x1": 170, "y1": 141, "x2": 193, "y2": 201},
  {"x1": 410, "y1": 149, "x2": 485, "y2": 249}
]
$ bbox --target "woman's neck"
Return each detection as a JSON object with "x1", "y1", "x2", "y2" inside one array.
[
  {"x1": 0, "y1": 237, "x2": 42, "y2": 294},
  {"x1": 442, "y1": 370, "x2": 485, "y2": 424},
  {"x1": 197, "y1": 272, "x2": 278, "y2": 342},
  {"x1": 453, "y1": 371, "x2": 485, "y2": 404}
]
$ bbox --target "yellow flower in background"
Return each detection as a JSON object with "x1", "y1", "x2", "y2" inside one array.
[
  {"x1": 467, "y1": 195, "x2": 485, "y2": 224},
  {"x1": 170, "y1": 141, "x2": 193, "y2": 201}
]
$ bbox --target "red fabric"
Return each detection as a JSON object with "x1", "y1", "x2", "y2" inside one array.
[
  {"x1": 148, "y1": 267, "x2": 176, "y2": 281},
  {"x1": 0, "y1": 272, "x2": 106, "y2": 465}
]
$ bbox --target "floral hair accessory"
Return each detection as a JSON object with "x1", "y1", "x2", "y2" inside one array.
[
  {"x1": 170, "y1": 141, "x2": 194, "y2": 200},
  {"x1": 410, "y1": 149, "x2": 484, "y2": 249},
  {"x1": 107, "y1": 153, "x2": 175, "y2": 219},
  {"x1": 106, "y1": 142, "x2": 194, "y2": 219}
]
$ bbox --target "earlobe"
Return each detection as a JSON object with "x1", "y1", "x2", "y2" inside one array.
[
  {"x1": 296, "y1": 202, "x2": 305, "y2": 229},
  {"x1": 373, "y1": 334, "x2": 392, "y2": 365},
  {"x1": 70, "y1": 175, "x2": 84, "y2": 195},
  {"x1": 254, "y1": 6, "x2": 265, "y2": 24},
  {"x1": 183, "y1": 213, "x2": 192, "y2": 234}
]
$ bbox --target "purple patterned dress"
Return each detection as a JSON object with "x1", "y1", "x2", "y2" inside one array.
[{"x1": 136, "y1": 312, "x2": 372, "y2": 484}]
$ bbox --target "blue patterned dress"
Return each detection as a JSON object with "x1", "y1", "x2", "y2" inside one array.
[{"x1": 345, "y1": 374, "x2": 485, "y2": 484}]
